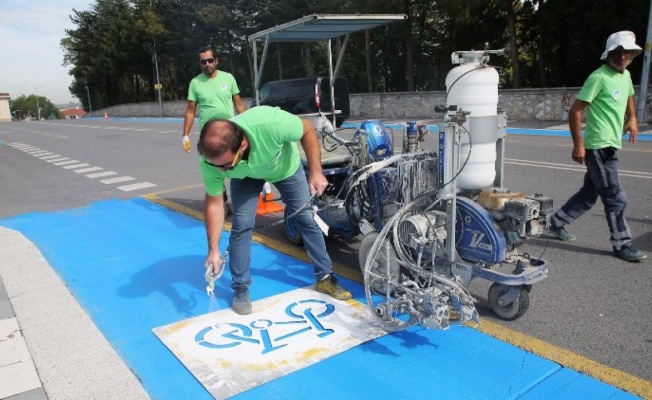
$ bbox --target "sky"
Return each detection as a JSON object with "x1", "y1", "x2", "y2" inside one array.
[{"x1": 0, "y1": 0, "x2": 95, "y2": 105}]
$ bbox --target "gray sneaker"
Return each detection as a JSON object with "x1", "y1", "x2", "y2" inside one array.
[
  {"x1": 548, "y1": 224, "x2": 577, "y2": 241},
  {"x1": 232, "y1": 287, "x2": 252, "y2": 315},
  {"x1": 614, "y1": 245, "x2": 647, "y2": 262}
]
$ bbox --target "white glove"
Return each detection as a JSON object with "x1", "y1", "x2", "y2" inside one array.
[{"x1": 182, "y1": 135, "x2": 191, "y2": 153}]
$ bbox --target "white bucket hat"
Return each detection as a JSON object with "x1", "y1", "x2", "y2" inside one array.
[{"x1": 600, "y1": 30, "x2": 642, "y2": 60}]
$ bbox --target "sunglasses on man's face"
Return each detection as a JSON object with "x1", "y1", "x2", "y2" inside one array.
[
  {"x1": 200, "y1": 58, "x2": 216, "y2": 65},
  {"x1": 210, "y1": 148, "x2": 243, "y2": 170}
]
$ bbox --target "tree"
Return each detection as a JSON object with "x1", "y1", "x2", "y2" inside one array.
[
  {"x1": 9, "y1": 95, "x2": 62, "y2": 120},
  {"x1": 59, "y1": 0, "x2": 652, "y2": 107}
]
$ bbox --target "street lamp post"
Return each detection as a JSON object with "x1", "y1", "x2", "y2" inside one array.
[
  {"x1": 85, "y1": 73, "x2": 93, "y2": 115},
  {"x1": 34, "y1": 85, "x2": 44, "y2": 120}
]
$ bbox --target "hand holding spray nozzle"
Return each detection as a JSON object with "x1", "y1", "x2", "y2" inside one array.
[{"x1": 205, "y1": 251, "x2": 227, "y2": 296}]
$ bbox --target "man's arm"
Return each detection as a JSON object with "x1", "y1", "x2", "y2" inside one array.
[
  {"x1": 624, "y1": 96, "x2": 639, "y2": 143},
  {"x1": 183, "y1": 101, "x2": 197, "y2": 153},
  {"x1": 204, "y1": 192, "x2": 226, "y2": 273},
  {"x1": 233, "y1": 94, "x2": 246, "y2": 115},
  {"x1": 299, "y1": 118, "x2": 328, "y2": 196},
  {"x1": 568, "y1": 99, "x2": 589, "y2": 164}
]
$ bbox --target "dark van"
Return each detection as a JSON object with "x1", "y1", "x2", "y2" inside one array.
[{"x1": 255, "y1": 77, "x2": 350, "y2": 126}]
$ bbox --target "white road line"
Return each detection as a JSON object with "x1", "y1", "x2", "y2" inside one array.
[
  {"x1": 53, "y1": 160, "x2": 80, "y2": 166},
  {"x1": 24, "y1": 149, "x2": 45, "y2": 154},
  {"x1": 506, "y1": 161, "x2": 652, "y2": 179},
  {"x1": 86, "y1": 171, "x2": 117, "y2": 178},
  {"x1": 47, "y1": 157, "x2": 70, "y2": 163},
  {"x1": 62, "y1": 163, "x2": 90, "y2": 170},
  {"x1": 74, "y1": 167, "x2": 103, "y2": 174},
  {"x1": 101, "y1": 176, "x2": 135, "y2": 184},
  {"x1": 32, "y1": 152, "x2": 54, "y2": 157},
  {"x1": 39, "y1": 154, "x2": 62, "y2": 160},
  {"x1": 117, "y1": 182, "x2": 158, "y2": 192},
  {"x1": 10, "y1": 143, "x2": 32, "y2": 148}
]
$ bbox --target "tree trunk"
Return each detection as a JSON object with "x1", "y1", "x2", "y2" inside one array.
[
  {"x1": 403, "y1": 0, "x2": 414, "y2": 91},
  {"x1": 503, "y1": 0, "x2": 521, "y2": 88},
  {"x1": 365, "y1": 29, "x2": 373, "y2": 92},
  {"x1": 277, "y1": 44, "x2": 283, "y2": 80}
]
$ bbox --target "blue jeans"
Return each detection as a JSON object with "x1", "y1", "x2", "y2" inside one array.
[
  {"x1": 228, "y1": 167, "x2": 332, "y2": 290},
  {"x1": 551, "y1": 147, "x2": 632, "y2": 250}
]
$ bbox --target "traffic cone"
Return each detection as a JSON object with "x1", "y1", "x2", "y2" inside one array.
[
  {"x1": 256, "y1": 182, "x2": 284, "y2": 215},
  {"x1": 104, "y1": 112, "x2": 108, "y2": 119}
]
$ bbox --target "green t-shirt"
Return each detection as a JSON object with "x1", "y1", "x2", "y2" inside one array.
[
  {"x1": 577, "y1": 64, "x2": 634, "y2": 149},
  {"x1": 187, "y1": 70, "x2": 240, "y2": 129},
  {"x1": 200, "y1": 106, "x2": 303, "y2": 196}
]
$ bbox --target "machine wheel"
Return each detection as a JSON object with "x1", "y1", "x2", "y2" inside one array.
[
  {"x1": 359, "y1": 231, "x2": 400, "y2": 295},
  {"x1": 284, "y1": 207, "x2": 303, "y2": 245},
  {"x1": 488, "y1": 283, "x2": 529, "y2": 321}
]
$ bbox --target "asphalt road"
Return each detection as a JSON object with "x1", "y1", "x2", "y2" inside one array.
[{"x1": 0, "y1": 118, "x2": 650, "y2": 385}]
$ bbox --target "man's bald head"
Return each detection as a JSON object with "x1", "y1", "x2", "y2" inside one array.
[{"x1": 198, "y1": 119, "x2": 244, "y2": 160}]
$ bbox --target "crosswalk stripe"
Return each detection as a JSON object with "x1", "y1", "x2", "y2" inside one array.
[
  {"x1": 53, "y1": 160, "x2": 79, "y2": 166},
  {"x1": 86, "y1": 171, "x2": 117, "y2": 178},
  {"x1": 74, "y1": 167, "x2": 103, "y2": 174},
  {"x1": 62, "y1": 163, "x2": 90, "y2": 170},
  {"x1": 47, "y1": 157, "x2": 70, "y2": 163},
  {"x1": 101, "y1": 176, "x2": 135, "y2": 184},
  {"x1": 117, "y1": 182, "x2": 157, "y2": 192}
]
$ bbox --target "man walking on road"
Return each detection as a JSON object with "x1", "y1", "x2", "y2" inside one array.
[
  {"x1": 182, "y1": 44, "x2": 246, "y2": 212},
  {"x1": 182, "y1": 44, "x2": 246, "y2": 152},
  {"x1": 197, "y1": 106, "x2": 352, "y2": 315},
  {"x1": 548, "y1": 31, "x2": 647, "y2": 262}
]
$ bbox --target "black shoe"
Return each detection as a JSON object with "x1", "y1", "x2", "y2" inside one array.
[
  {"x1": 231, "y1": 287, "x2": 252, "y2": 315},
  {"x1": 614, "y1": 245, "x2": 647, "y2": 262},
  {"x1": 548, "y1": 224, "x2": 577, "y2": 241}
]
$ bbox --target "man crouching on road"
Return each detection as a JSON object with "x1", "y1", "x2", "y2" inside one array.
[{"x1": 197, "y1": 106, "x2": 352, "y2": 315}]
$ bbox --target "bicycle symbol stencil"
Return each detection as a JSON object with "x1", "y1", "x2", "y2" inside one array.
[{"x1": 194, "y1": 299, "x2": 336, "y2": 354}]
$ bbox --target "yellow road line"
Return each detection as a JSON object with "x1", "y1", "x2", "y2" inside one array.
[
  {"x1": 145, "y1": 184, "x2": 205, "y2": 197},
  {"x1": 476, "y1": 320, "x2": 652, "y2": 399},
  {"x1": 142, "y1": 193, "x2": 651, "y2": 398}
]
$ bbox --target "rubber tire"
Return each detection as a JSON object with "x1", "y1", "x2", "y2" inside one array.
[
  {"x1": 284, "y1": 207, "x2": 303, "y2": 245},
  {"x1": 358, "y1": 231, "x2": 399, "y2": 295},
  {"x1": 488, "y1": 283, "x2": 530, "y2": 321}
]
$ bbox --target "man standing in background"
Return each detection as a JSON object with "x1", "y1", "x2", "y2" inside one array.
[{"x1": 182, "y1": 44, "x2": 246, "y2": 211}]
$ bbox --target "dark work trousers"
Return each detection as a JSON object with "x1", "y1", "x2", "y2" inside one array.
[{"x1": 550, "y1": 147, "x2": 632, "y2": 251}]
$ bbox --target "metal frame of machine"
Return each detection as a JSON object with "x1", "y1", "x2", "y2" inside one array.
[{"x1": 248, "y1": 18, "x2": 551, "y2": 331}]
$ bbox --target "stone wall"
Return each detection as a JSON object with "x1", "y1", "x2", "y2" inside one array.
[{"x1": 90, "y1": 86, "x2": 649, "y2": 122}]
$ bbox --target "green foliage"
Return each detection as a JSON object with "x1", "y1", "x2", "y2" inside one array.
[
  {"x1": 61, "y1": 0, "x2": 651, "y2": 108},
  {"x1": 9, "y1": 95, "x2": 62, "y2": 120}
]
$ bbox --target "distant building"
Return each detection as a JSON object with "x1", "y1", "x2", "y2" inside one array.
[
  {"x1": 60, "y1": 107, "x2": 87, "y2": 120},
  {"x1": 0, "y1": 92, "x2": 10, "y2": 122}
]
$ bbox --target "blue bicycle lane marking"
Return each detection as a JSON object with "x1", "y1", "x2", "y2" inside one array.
[{"x1": 0, "y1": 197, "x2": 640, "y2": 399}]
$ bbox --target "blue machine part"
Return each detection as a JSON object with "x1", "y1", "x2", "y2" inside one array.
[
  {"x1": 455, "y1": 197, "x2": 507, "y2": 264},
  {"x1": 357, "y1": 120, "x2": 393, "y2": 160}
]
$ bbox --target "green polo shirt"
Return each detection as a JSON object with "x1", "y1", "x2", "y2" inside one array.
[
  {"x1": 187, "y1": 70, "x2": 240, "y2": 129},
  {"x1": 578, "y1": 65, "x2": 634, "y2": 150},
  {"x1": 200, "y1": 106, "x2": 303, "y2": 196}
]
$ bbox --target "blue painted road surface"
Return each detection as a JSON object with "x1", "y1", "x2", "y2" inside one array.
[{"x1": 0, "y1": 198, "x2": 640, "y2": 399}]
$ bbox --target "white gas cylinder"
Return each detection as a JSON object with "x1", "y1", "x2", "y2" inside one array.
[{"x1": 446, "y1": 53, "x2": 499, "y2": 190}]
